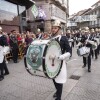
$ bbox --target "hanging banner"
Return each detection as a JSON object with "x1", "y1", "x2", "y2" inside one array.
[{"x1": 31, "y1": 5, "x2": 38, "y2": 18}]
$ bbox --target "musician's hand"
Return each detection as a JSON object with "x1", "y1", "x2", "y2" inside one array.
[
  {"x1": 58, "y1": 53, "x2": 71, "y2": 60},
  {"x1": 57, "y1": 56, "x2": 63, "y2": 60}
]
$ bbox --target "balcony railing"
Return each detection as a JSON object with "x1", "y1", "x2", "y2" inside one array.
[
  {"x1": 51, "y1": 4, "x2": 66, "y2": 21},
  {"x1": 89, "y1": 24, "x2": 100, "y2": 28}
]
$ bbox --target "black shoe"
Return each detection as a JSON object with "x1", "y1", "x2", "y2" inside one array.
[
  {"x1": 95, "y1": 57, "x2": 98, "y2": 60},
  {"x1": 82, "y1": 65, "x2": 86, "y2": 68},
  {"x1": 14, "y1": 61, "x2": 19, "y2": 63},
  {"x1": 88, "y1": 69, "x2": 91, "y2": 72},
  {"x1": 53, "y1": 93, "x2": 57, "y2": 98},
  {"x1": 0, "y1": 76, "x2": 4, "y2": 81},
  {"x1": 4, "y1": 73, "x2": 9, "y2": 76},
  {"x1": 55, "y1": 98, "x2": 61, "y2": 100}
]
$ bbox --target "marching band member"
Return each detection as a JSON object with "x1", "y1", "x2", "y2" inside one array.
[
  {"x1": 71, "y1": 31, "x2": 76, "y2": 48},
  {"x1": 51, "y1": 20, "x2": 71, "y2": 100},
  {"x1": 98, "y1": 28, "x2": 100, "y2": 54},
  {"x1": 75, "y1": 30, "x2": 82, "y2": 45},
  {"x1": 66, "y1": 30, "x2": 73, "y2": 57},
  {"x1": 0, "y1": 26, "x2": 9, "y2": 81},
  {"x1": 95, "y1": 28, "x2": 100, "y2": 55},
  {"x1": 90, "y1": 29, "x2": 98, "y2": 59},
  {"x1": 36, "y1": 28, "x2": 43, "y2": 39},
  {"x1": 77, "y1": 28, "x2": 92, "y2": 72}
]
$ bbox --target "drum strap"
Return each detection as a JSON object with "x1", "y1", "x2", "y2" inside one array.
[{"x1": 55, "y1": 36, "x2": 62, "y2": 42}]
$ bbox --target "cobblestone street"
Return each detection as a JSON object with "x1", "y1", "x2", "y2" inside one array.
[{"x1": 0, "y1": 48, "x2": 100, "y2": 100}]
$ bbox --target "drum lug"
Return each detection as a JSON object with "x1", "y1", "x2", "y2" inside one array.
[{"x1": 42, "y1": 57, "x2": 45, "y2": 59}]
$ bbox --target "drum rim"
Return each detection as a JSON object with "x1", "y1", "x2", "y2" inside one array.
[
  {"x1": 24, "y1": 57, "x2": 34, "y2": 75},
  {"x1": 42, "y1": 40, "x2": 63, "y2": 79}
]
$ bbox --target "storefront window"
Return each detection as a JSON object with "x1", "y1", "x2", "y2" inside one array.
[
  {"x1": 0, "y1": 0, "x2": 27, "y2": 32},
  {"x1": 0, "y1": 0, "x2": 19, "y2": 25},
  {"x1": 19, "y1": 5, "x2": 26, "y2": 14}
]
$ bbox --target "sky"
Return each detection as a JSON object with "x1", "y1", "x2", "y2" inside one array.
[{"x1": 69, "y1": 0, "x2": 98, "y2": 15}]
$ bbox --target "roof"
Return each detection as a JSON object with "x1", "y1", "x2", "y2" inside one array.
[
  {"x1": 92, "y1": 0, "x2": 100, "y2": 7},
  {"x1": 70, "y1": 9, "x2": 88, "y2": 19}
]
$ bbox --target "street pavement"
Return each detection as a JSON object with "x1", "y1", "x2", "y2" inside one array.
[{"x1": 0, "y1": 47, "x2": 100, "y2": 100}]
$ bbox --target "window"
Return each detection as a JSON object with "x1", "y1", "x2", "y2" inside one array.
[{"x1": 0, "y1": 0, "x2": 19, "y2": 25}]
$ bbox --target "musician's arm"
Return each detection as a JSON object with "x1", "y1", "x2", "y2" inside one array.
[
  {"x1": 58, "y1": 36, "x2": 71, "y2": 60},
  {"x1": 2, "y1": 36, "x2": 8, "y2": 46},
  {"x1": 76, "y1": 42, "x2": 82, "y2": 47}
]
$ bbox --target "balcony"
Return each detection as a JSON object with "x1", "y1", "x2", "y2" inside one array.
[
  {"x1": 89, "y1": 24, "x2": 100, "y2": 28},
  {"x1": 51, "y1": 4, "x2": 66, "y2": 23}
]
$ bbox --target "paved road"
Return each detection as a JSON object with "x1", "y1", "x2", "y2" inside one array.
[{"x1": 0, "y1": 47, "x2": 100, "y2": 100}]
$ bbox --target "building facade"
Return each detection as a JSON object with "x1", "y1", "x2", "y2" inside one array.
[
  {"x1": 68, "y1": 0, "x2": 100, "y2": 30},
  {"x1": 0, "y1": 0, "x2": 69, "y2": 33},
  {"x1": 27, "y1": 0, "x2": 68, "y2": 33}
]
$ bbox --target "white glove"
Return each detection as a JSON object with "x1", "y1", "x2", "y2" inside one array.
[
  {"x1": 69, "y1": 39, "x2": 74, "y2": 42},
  {"x1": 58, "y1": 52, "x2": 71, "y2": 60},
  {"x1": 76, "y1": 42, "x2": 82, "y2": 47}
]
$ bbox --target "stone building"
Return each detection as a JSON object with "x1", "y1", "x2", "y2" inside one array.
[
  {"x1": 27, "y1": 0, "x2": 69, "y2": 33},
  {"x1": 0, "y1": 0, "x2": 69, "y2": 33},
  {"x1": 0, "y1": 0, "x2": 33, "y2": 33},
  {"x1": 68, "y1": 0, "x2": 100, "y2": 30}
]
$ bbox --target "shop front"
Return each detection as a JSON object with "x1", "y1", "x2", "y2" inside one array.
[{"x1": 0, "y1": 0, "x2": 32, "y2": 33}]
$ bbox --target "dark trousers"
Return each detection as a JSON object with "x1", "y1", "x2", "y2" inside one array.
[
  {"x1": 83, "y1": 54, "x2": 91, "y2": 70},
  {"x1": 97, "y1": 45, "x2": 100, "y2": 55},
  {"x1": 72, "y1": 42, "x2": 74, "y2": 47},
  {"x1": 91, "y1": 49, "x2": 98, "y2": 59},
  {"x1": 0, "y1": 61, "x2": 4, "y2": 78},
  {"x1": 53, "y1": 79, "x2": 63, "y2": 100},
  {"x1": 95, "y1": 49, "x2": 98, "y2": 59},
  {"x1": 0, "y1": 59, "x2": 9, "y2": 78},
  {"x1": 4, "y1": 61, "x2": 9, "y2": 74},
  {"x1": 12, "y1": 48, "x2": 19, "y2": 62},
  {"x1": 70, "y1": 46, "x2": 72, "y2": 57},
  {"x1": 76, "y1": 41, "x2": 78, "y2": 45}
]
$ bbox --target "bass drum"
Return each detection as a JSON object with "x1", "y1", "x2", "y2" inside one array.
[{"x1": 24, "y1": 39, "x2": 63, "y2": 79}]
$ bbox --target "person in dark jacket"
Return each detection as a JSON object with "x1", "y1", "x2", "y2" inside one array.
[
  {"x1": 9, "y1": 30, "x2": 19, "y2": 63},
  {"x1": 0, "y1": 26, "x2": 9, "y2": 81},
  {"x1": 77, "y1": 28, "x2": 92, "y2": 72}
]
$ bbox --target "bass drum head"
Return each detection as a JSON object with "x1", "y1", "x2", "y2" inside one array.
[
  {"x1": 24, "y1": 57, "x2": 36, "y2": 75},
  {"x1": 42, "y1": 40, "x2": 63, "y2": 79},
  {"x1": 24, "y1": 44, "x2": 44, "y2": 75}
]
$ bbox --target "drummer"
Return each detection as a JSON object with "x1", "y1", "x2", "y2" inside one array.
[
  {"x1": 77, "y1": 27, "x2": 92, "y2": 72},
  {"x1": 51, "y1": 20, "x2": 71, "y2": 100}
]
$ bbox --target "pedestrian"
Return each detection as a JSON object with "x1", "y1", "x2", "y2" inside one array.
[{"x1": 9, "y1": 30, "x2": 19, "y2": 63}]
